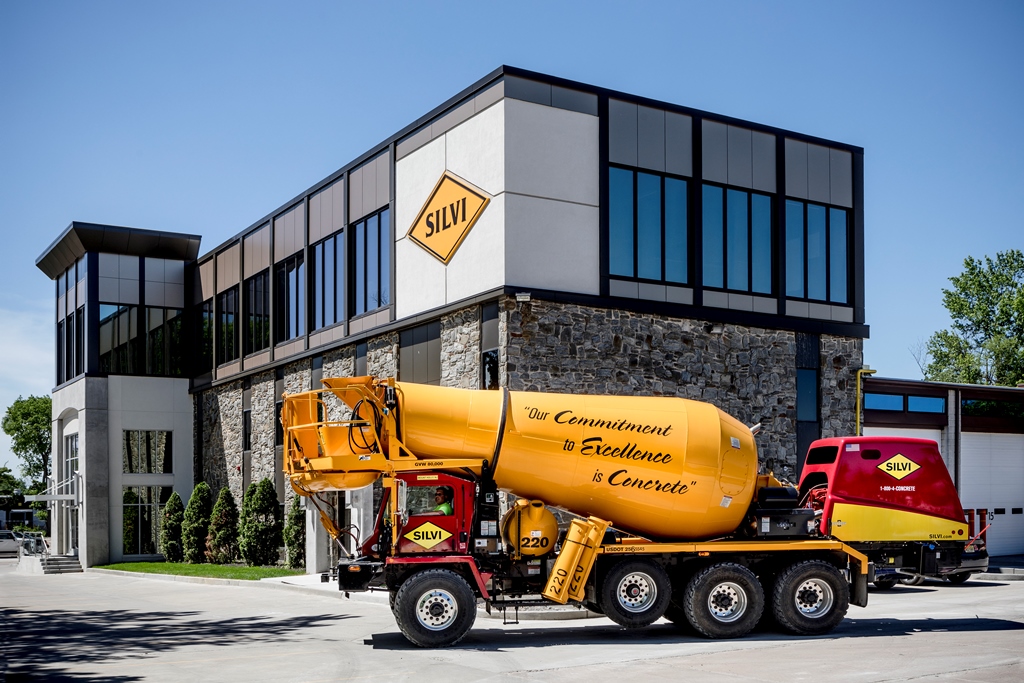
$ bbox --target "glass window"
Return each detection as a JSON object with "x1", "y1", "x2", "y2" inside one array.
[
  {"x1": 481, "y1": 302, "x2": 499, "y2": 390},
  {"x1": 243, "y1": 409, "x2": 252, "y2": 451},
  {"x1": 797, "y1": 368, "x2": 818, "y2": 422},
  {"x1": 123, "y1": 430, "x2": 173, "y2": 474},
  {"x1": 864, "y1": 393, "x2": 904, "y2": 411},
  {"x1": 786, "y1": 200, "x2": 850, "y2": 304},
  {"x1": 704, "y1": 184, "x2": 772, "y2": 294},
  {"x1": 56, "y1": 320, "x2": 64, "y2": 385},
  {"x1": 99, "y1": 304, "x2": 140, "y2": 374},
  {"x1": 199, "y1": 299, "x2": 213, "y2": 372},
  {"x1": 145, "y1": 307, "x2": 184, "y2": 376},
  {"x1": 244, "y1": 270, "x2": 270, "y2": 354},
  {"x1": 75, "y1": 306, "x2": 85, "y2": 377},
  {"x1": 352, "y1": 208, "x2": 391, "y2": 316},
  {"x1": 122, "y1": 485, "x2": 171, "y2": 556},
  {"x1": 637, "y1": 172, "x2": 661, "y2": 280},
  {"x1": 609, "y1": 168, "x2": 689, "y2": 284},
  {"x1": 217, "y1": 287, "x2": 239, "y2": 365},
  {"x1": 908, "y1": 396, "x2": 945, "y2": 413},
  {"x1": 65, "y1": 311, "x2": 74, "y2": 382},
  {"x1": 312, "y1": 233, "x2": 344, "y2": 331},
  {"x1": 664, "y1": 178, "x2": 687, "y2": 283},
  {"x1": 275, "y1": 254, "x2": 305, "y2": 343},
  {"x1": 609, "y1": 167, "x2": 634, "y2": 277}
]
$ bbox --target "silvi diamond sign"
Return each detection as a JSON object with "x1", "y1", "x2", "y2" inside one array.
[{"x1": 407, "y1": 171, "x2": 490, "y2": 264}]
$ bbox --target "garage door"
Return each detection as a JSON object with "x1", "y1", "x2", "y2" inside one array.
[{"x1": 961, "y1": 433, "x2": 1024, "y2": 556}]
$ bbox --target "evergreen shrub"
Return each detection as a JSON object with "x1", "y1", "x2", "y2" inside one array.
[
  {"x1": 206, "y1": 487, "x2": 240, "y2": 564},
  {"x1": 182, "y1": 482, "x2": 213, "y2": 564},
  {"x1": 240, "y1": 479, "x2": 282, "y2": 566}
]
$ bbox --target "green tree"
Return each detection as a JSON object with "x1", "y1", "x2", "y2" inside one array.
[
  {"x1": 2, "y1": 395, "x2": 52, "y2": 484},
  {"x1": 0, "y1": 467, "x2": 27, "y2": 515},
  {"x1": 182, "y1": 482, "x2": 213, "y2": 564},
  {"x1": 922, "y1": 249, "x2": 1024, "y2": 386},
  {"x1": 206, "y1": 487, "x2": 240, "y2": 564},
  {"x1": 283, "y1": 496, "x2": 305, "y2": 569},
  {"x1": 239, "y1": 479, "x2": 282, "y2": 567},
  {"x1": 161, "y1": 491, "x2": 185, "y2": 562}
]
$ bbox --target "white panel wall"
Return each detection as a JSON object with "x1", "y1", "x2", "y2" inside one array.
[
  {"x1": 106, "y1": 376, "x2": 193, "y2": 562},
  {"x1": 504, "y1": 98, "x2": 600, "y2": 295},
  {"x1": 395, "y1": 102, "x2": 506, "y2": 319}
]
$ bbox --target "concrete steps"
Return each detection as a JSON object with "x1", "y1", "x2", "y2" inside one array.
[{"x1": 40, "y1": 555, "x2": 83, "y2": 574}]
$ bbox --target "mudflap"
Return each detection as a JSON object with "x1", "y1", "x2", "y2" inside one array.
[
  {"x1": 337, "y1": 560, "x2": 384, "y2": 592},
  {"x1": 851, "y1": 560, "x2": 871, "y2": 608}
]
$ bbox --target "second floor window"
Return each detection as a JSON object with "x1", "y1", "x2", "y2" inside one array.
[
  {"x1": 609, "y1": 167, "x2": 688, "y2": 284},
  {"x1": 244, "y1": 269, "x2": 270, "y2": 355},
  {"x1": 702, "y1": 185, "x2": 772, "y2": 294},
  {"x1": 353, "y1": 208, "x2": 390, "y2": 316},
  {"x1": 312, "y1": 232, "x2": 344, "y2": 330},
  {"x1": 217, "y1": 287, "x2": 239, "y2": 365},
  {"x1": 275, "y1": 254, "x2": 305, "y2": 343},
  {"x1": 786, "y1": 200, "x2": 849, "y2": 304}
]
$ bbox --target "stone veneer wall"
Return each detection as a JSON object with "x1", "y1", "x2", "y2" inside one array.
[
  {"x1": 441, "y1": 306, "x2": 481, "y2": 388},
  {"x1": 500, "y1": 296, "x2": 862, "y2": 479},
  {"x1": 322, "y1": 346, "x2": 356, "y2": 420},
  {"x1": 819, "y1": 334, "x2": 862, "y2": 439},
  {"x1": 367, "y1": 332, "x2": 398, "y2": 378},
  {"x1": 250, "y1": 370, "x2": 276, "y2": 493},
  {"x1": 200, "y1": 380, "x2": 243, "y2": 501}
]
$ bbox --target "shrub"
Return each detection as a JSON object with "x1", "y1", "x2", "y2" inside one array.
[
  {"x1": 182, "y1": 482, "x2": 213, "y2": 564},
  {"x1": 206, "y1": 487, "x2": 240, "y2": 564},
  {"x1": 283, "y1": 496, "x2": 305, "y2": 569},
  {"x1": 161, "y1": 491, "x2": 185, "y2": 562},
  {"x1": 239, "y1": 479, "x2": 282, "y2": 567}
]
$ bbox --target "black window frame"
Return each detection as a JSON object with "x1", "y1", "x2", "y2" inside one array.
[
  {"x1": 608, "y1": 165, "x2": 691, "y2": 286},
  {"x1": 311, "y1": 230, "x2": 345, "y2": 331},
  {"x1": 243, "y1": 269, "x2": 271, "y2": 356},
  {"x1": 351, "y1": 207, "x2": 391, "y2": 318},
  {"x1": 216, "y1": 286, "x2": 240, "y2": 366},
  {"x1": 701, "y1": 182, "x2": 774, "y2": 295},
  {"x1": 785, "y1": 199, "x2": 851, "y2": 305},
  {"x1": 275, "y1": 253, "x2": 305, "y2": 344}
]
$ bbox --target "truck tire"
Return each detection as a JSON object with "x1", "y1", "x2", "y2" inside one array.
[
  {"x1": 872, "y1": 576, "x2": 898, "y2": 590},
  {"x1": 900, "y1": 575, "x2": 925, "y2": 586},
  {"x1": 684, "y1": 563, "x2": 764, "y2": 639},
  {"x1": 772, "y1": 560, "x2": 849, "y2": 635},
  {"x1": 393, "y1": 569, "x2": 477, "y2": 647},
  {"x1": 598, "y1": 560, "x2": 672, "y2": 628}
]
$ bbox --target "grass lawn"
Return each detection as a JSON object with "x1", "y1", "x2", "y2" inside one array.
[{"x1": 96, "y1": 562, "x2": 305, "y2": 581}]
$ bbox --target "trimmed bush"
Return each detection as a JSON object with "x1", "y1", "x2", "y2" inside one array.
[
  {"x1": 283, "y1": 496, "x2": 305, "y2": 569},
  {"x1": 161, "y1": 491, "x2": 185, "y2": 562},
  {"x1": 240, "y1": 479, "x2": 282, "y2": 567},
  {"x1": 182, "y1": 482, "x2": 213, "y2": 564},
  {"x1": 206, "y1": 487, "x2": 240, "y2": 564}
]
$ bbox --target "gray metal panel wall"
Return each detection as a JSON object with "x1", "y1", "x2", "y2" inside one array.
[
  {"x1": 216, "y1": 243, "x2": 240, "y2": 293},
  {"x1": 195, "y1": 260, "x2": 214, "y2": 304},
  {"x1": 608, "y1": 99, "x2": 638, "y2": 167},
  {"x1": 273, "y1": 203, "x2": 304, "y2": 263},
  {"x1": 727, "y1": 125, "x2": 752, "y2": 189},
  {"x1": 243, "y1": 225, "x2": 270, "y2": 280},
  {"x1": 807, "y1": 143, "x2": 831, "y2": 204},
  {"x1": 665, "y1": 112, "x2": 692, "y2": 177},
  {"x1": 785, "y1": 138, "x2": 808, "y2": 199},
  {"x1": 702, "y1": 120, "x2": 728, "y2": 184},
  {"x1": 751, "y1": 131, "x2": 776, "y2": 193},
  {"x1": 637, "y1": 106, "x2": 665, "y2": 172},
  {"x1": 829, "y1": 148, "x2": 853, "y2": 208}
]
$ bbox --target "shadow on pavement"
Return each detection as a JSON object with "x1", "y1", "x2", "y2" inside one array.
[
  {"x1": 0, "y1": 607, "x2": 352, "y2": 681},
  {"x1": 364, "y1": 615, "x2": 1024, "y2": 651}
]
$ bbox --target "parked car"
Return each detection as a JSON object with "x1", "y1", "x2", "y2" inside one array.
[{"x1": 0, "y1": 530, "x2": 20, "y2": 554}]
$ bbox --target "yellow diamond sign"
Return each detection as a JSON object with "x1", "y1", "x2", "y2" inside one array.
[
  {"x1": 407, "y1": 171, "x2": 490, "y2": 264},
  {"x1": 877, "y1": 453, "x2": 921, "y2": 480},
  {"x1": 403, "y1": 521, "x2": 453, "y2": 549}
]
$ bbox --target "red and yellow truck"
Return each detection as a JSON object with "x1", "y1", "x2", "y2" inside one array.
[{"x1": 281, "y1": 377, "x2": 982, "y2": 647}]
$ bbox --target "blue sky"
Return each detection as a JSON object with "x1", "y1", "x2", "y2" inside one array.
[{"x1": 1, "y1": 1, "x2": 1022, "y2": 473}]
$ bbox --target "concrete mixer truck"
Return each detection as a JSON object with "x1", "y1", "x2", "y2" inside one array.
[{"x1": 281, "y1": 376, "x2": 975, "y2": 647}]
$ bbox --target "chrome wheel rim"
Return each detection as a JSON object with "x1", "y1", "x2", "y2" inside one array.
[
  {"x1": 794, "y1": 578, "x2": 834, "y2": 618},
  {"x1": 617, "y1": 571, "x2": 657, "y2": 613},
  {"x1": 416, "y1": 588, "x2": 459, "y2": 631},
  {"x1": 707, "y1": 581, "x2": 747, "y2": 623}
]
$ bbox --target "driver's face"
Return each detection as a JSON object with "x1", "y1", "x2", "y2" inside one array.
[{"x1": 435, "y1": 491, "x2": 444, "y2": 500}]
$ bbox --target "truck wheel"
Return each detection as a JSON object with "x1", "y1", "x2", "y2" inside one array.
[
  {"x1": 598, "y1": 560, "x2": 672, "y2": 628},
  {"x1": 900, "y1": 575, "x2": 925, "y2": 586},
  {"x1": 946, "y1": 573, "x2": 971, "y2": 585},
  {"x1": 772, "y1": 560, "x2": 849, "y2": 635},
  {"x1": 393, "y1": 569, "x2": 477, "y2": 647},
  {"x1": 872, "y1": 576, "x2": 898, "y2": 590},
  {"x1": 684, "y1": 563, "x2": 764, "y2": 638}
]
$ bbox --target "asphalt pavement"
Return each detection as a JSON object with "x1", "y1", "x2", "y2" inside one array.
[{"x1": 2, "y1": 556, "x2": 1023, "y2": 682}]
